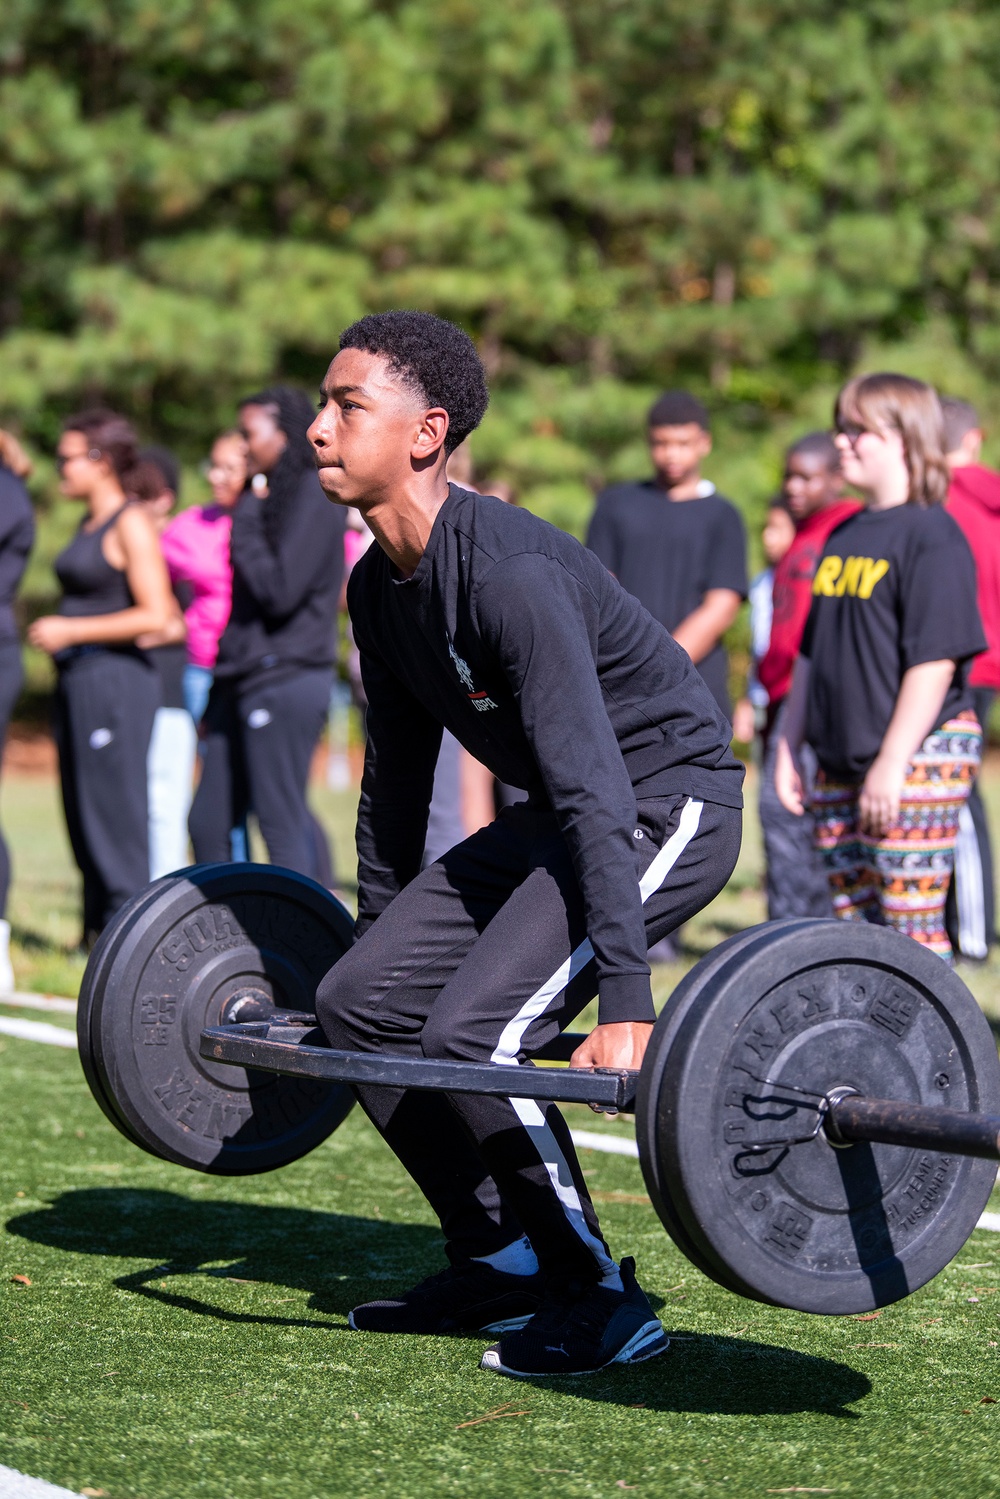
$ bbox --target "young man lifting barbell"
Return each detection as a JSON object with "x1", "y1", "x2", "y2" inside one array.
[{"x1": 308, "y1": 311, "x2": 744, "y2": 1378}]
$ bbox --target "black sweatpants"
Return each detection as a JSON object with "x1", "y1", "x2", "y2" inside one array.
[
  {"x1": 316, "y1": 794, "x2": 741, "y2": 1283},
  {"x1": 0, "y1": 640, "x2": 23, "y2": 917},
  {"x1": 189, "y1": 666, "x2": 332, "y2": 881},
  {"x1": 759, "y1": 703, "x2": 833, "y2": 921},
  {"x1": 55, "y1": 650, "x2": 158, "y2": 938},
  {"x1": 947, "y1": 686, "x2": 996, "y2": 959}
]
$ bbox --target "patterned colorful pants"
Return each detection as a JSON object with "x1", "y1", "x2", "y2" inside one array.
[{"x1": 811, "y1": 716, "x2": 982, "y2": 963}]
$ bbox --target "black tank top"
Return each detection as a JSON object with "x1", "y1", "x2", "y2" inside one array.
[{"x1": 56, "y1": 506, "x2": 135, "y2": 618}]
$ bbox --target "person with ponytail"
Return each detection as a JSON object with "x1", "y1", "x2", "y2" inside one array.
[
  {"x1": 776, "y1": 374, "x2": 987, "y2": 962},
  {"x1": 28, "y1": 410, "x2": 172, "y2": 945},
  {"x1": 188, "y1": 385, "x2": 345, "y2": 879}
]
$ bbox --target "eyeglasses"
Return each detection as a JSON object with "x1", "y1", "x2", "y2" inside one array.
[
  {"x1": 56, "y1": 448, "x2": 102, "y2": 470},
  {"x1": 835, "y1": 423, "x2": 869, "y2": 448}
]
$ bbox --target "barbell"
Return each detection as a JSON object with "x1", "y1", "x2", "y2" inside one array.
[{"x1": 78, "y1": 864, "x2": 1000, "y2": 1317}]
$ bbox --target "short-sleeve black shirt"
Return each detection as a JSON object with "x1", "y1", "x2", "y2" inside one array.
[
  {"x1": 586, "y1": 482, "x2": 748, "y2": 716},
  {"x1": 801, "y1": 504, "x2": 986, "y2": 778}
]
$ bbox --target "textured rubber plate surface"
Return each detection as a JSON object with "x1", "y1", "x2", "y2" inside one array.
[
  {"x1": 84, "y1": 863, "x2": 356, "y2": 1174},
  {"x1": 647, "y1": 920, "x2": 1000, "y2": 1314}
]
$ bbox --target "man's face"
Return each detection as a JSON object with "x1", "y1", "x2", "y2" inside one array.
[
  {"x1": 648, "y1": 423, "x2": 712, "y2": 487},
  {"x1": 309, "y1": 348, "x2": 443, "y2": 507},
  {"x1": 782, "y1": 452, "x2": 841, "y2": 521},
  {"x1": 239, "y1": 403, "x2": 287, "y2": 475}
]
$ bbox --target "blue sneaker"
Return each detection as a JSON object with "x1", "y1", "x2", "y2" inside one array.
[{"x1": 479, "y1": 1257, "x2": 669, "y2": 1377}]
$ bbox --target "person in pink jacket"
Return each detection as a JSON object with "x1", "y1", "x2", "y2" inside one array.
[
  {"x1": 160, "y1": 429, "x2": 249, "y2": 860},
  {"x1": 160, "y1": 431, "x2": 246, "y2": 724}
]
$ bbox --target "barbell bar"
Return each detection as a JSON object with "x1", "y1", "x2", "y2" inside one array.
[{"x1": 78, "y1": 866, "x2": 1000, "y2": 1316}]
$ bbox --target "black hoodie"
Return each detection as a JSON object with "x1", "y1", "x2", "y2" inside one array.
[{"x1": 214, "y1": 468, "x2": 345, "y2": 680}]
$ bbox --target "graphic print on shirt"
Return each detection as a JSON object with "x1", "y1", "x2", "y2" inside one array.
[
  {"x1": 447, "y1": 636, "x2": 498, "y2": 712},
  {"x1": 812, "y1": 555, "x2": 890, "y2": 599}
]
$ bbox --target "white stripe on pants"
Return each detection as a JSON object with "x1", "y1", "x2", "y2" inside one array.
[{"x1": 492, "y1": 798, "x2": 705, "y2": 1272}]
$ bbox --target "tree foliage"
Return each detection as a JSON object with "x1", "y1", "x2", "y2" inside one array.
[{"x1": 3, "y1": 0, "x2": 1000, "y2": 531}]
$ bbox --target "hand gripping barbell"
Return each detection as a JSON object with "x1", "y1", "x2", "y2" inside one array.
[{"x1": 78, "y1": 864, "x2": 1000, "y2": 1317}]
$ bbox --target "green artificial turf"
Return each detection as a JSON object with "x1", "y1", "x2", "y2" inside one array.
[
  {"x1": 2, "y1": 1044, "x2": 1000, "y2": 1499},
  {"x1": 1, "y1": 767, "x2": 1000, "y2": 1495}
]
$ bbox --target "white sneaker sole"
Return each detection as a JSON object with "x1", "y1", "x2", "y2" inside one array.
[{"x1": 479, "y1": 1319, "x2": 669, "y2": 1378}]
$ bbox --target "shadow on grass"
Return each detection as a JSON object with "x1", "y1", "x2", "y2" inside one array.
[
  {"x1": 10, "y1": 922, "x2": 73, "y2": 955},
  {"x1": 9, "y1": 1188, "x2": 870, "y2": 1418},
  {"x1": 8, "y1": 1187, "x2": 443, "y2": 1327},
  {"x1": 540, "y1": 1328, "x2": 870, "y2": 1418}
]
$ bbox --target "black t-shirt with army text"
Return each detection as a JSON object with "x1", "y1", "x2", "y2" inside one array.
[
  {"x1": 585, "y1": 482, "x2": 748, "y2": 717},
  {"x1": 801, "y1": 504, "x2": 986, "y2": 778}
]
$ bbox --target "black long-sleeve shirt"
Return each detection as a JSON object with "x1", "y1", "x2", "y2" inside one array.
[
  {"x1": 214, "y1": 468, "x2": 345, "y2": 679},
  {"x1": 349, "y1": 486, "x2": 743, "y2": 1023},
  {"x1": 0, "y1": 465, "x2": 34, "y2": 642}
]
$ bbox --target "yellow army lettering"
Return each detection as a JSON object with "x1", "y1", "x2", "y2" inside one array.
[{"x1": 812, "y1": 555, "x2": 890, "y2": 599}]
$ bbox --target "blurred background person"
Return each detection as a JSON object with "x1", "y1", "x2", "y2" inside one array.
[
  {"x1": 130, "y1": 448, "x2": 195, "y2": 880},
  {"x1": 586, "y1": 389, "x2": 747, "y2": 723},
  {"x1": 756, "y1": 433, "x2": 860, "y2": 920},
  {"x1": 941, "y1": 395, "x2": 1000, "y2": 960},
  {"x1": 28, "y1": 410, "x2": 171, "y2": 946},
  {"x1": 0, "y1": 430, "x2": 35, "y2": 989},
  {"x1": 588, "y1": 389, "x2": 746, "y2": 961},
  {"x1": 776, "y1": 375, "x2": 985, "y2": 963},
  {"x1": 731, "y1": 497, "x2": 796, "y2": 748},
  {"x1": 160, "y1": 428, "x2": 249, "y2": 862},
  {"x1": 188, "y1": 386, "x2": 345, "y2": 881},
  {"x1": 161, "y1": 430, "x2": 247, "y2": 727}
]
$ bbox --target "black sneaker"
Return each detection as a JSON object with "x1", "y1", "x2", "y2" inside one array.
[
  {"x1": 347, "y1": 1261, "x2": 545, "y2": 1336},
  {"x1": 479, "y1": 1257, "x2": 669, "y2": 1377}
]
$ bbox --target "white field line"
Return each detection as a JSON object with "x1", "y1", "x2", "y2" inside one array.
[
  {"x1": 0, "y1": 1016, "x2": 77, "y2": 1048},
  {"x1": 0, "y1": 1465, "x2": 87, "y2": 1498},
  {"x1": 1, "y1": 992, "x2": 77, "y2": 1014},
  {"x1": 570, "y1": 1127, "x2": 640, "y2": 1158}
]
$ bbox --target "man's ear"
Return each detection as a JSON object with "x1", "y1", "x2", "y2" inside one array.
[{"x1": 412, "y1": 407, "x2": 450, "y2": 462}]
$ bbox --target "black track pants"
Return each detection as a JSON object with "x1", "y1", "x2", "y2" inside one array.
[
  {"x1": 0, "y1": 640, "x2": 22, "y2": 916},
  {"x1": 947, "y1": 687, "x2": 996, "y2": 959},
  {"x1": 55, "y1": 651, "x2": 158, "y2": 937},
  {"x1": 759, "y1": 705, "x2": 833, "y2": 921},
  {"x1": 316, "y1": 795, "x2": 741, "y2": 1283},
  {"x1": 189, "y1": 667, "x2": 332, "y2": 881}
]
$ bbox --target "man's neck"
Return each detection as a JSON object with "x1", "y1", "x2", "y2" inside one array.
[
  {"x1": 654, "y1": 473, "x2": 706, "y2": 501},
  {"x1": 361, "y1": 471, "x2": 451, "y2": 579}
]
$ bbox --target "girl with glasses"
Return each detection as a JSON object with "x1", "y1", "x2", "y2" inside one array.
[{"x1": 776, "y1": 373, "x2": 986, "y2": 961}]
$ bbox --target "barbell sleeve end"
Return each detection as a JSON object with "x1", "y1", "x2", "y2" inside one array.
[{"x1": 825, "y1": 1093, "x2": 1000, "y2": 1162}]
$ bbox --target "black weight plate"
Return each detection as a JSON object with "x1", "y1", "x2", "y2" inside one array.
[
  {"x1": 638, "y1": 920, "x2": 816, "y2": 1293},
  {"x1": 652, "y1": 921, "x2": 1000, "y2": 1314},
  {"x1": 89, "y1": 863, "x2": 356, "y2": 1174},
  {"x1": 77, "y1": 871, "x2": 189, "y2": 1133}
]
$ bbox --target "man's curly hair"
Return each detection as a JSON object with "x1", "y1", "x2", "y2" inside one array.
[{"x1": 339, "y1": 311, "x2": 489, "y2": 455}]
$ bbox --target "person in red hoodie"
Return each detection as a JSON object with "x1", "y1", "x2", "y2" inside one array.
[
  {"x1": 756, "y1": 432, "x2": 862, "y2": 918},
  {"x1": 942, "y1": 396, "x2": 999, "y2": 959}
]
